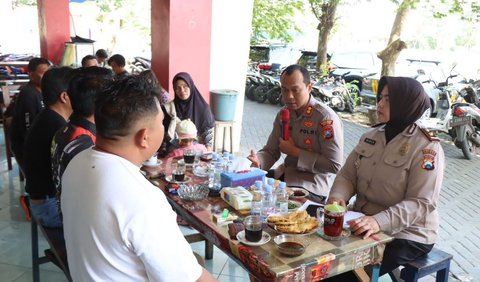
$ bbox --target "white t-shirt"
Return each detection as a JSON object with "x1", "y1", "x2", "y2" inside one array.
[{"x1": 61, "y1": 148, "x2": 202, "y2": 282}]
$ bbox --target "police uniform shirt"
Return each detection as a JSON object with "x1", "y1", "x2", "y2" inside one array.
[
  {"x1": 329, "y1": 123, "x2": 444, "y2": 244},
  {"x1": 257, "y1": 96, "x2": 344, "y2": 196}
]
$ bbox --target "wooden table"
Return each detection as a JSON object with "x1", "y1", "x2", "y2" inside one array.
[{"x1": 142, "y1": 160, "x2": 393, "y2": 281}]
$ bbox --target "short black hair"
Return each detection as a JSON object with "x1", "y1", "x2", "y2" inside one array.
[
  {"x1": 28, "y1": 57, "x2": 50, "y2": 73},
  {"x1": 68, "y1": 67, "x2": 114, "y2": 117},
  {"x1": 281, "y1": 64, "x2": 310, "y2": 85},
  {"x1": 95, "y1": 49, "x2": 108, "y2": 59},
  {"x1": 95, "y1": 75, "x2": 160, "y2": 140},
  {"x1": 41, "y1": 66, "x2": 74, "y2": 106},
  {"x1": 107, "y1": 54, "x2": 126, "y2": 67},
  {"x1": 81, "y1": 55, "x2": 97, "y2": 67}
]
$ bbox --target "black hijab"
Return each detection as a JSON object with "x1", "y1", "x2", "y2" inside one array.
[
  {"x1": 377, "y1": 76, "x2": 430, "y2": 143},
  {"x1": 173, "y1": 72, "x2": 215, "y2": 134}
]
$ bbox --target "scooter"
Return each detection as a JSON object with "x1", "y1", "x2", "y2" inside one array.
[{"x1": 311, "y1": 73, "x2": 355, "y2": 112}]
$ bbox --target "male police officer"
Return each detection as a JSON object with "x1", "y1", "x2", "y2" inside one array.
[{"x1": 248, "y1": 64, "x2": 344, "y2": 199}]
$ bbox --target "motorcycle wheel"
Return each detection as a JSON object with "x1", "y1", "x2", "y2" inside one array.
[
  {"x1": 332, "y1": 95, "x2": 346, "y2": 112},
  {"x1": 253, "y1": 85, "x2": 269, "y2": 103},
  {"x1": 267, "y1": 87, "x2": 281, "y2": 105},
  {"x1": 461, "y1": 125, "x2": 477, "y2": 160},
  {"x1": 246, "y1": 85, "x2": 257, "y2": 100}
]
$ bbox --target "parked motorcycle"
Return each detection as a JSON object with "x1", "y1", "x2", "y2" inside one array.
[
  {"x1": 421, "y1": 77, "x2": 480, "y2": 160},
  {"x1": 311, "y1": 72, "x2": 356, "y2": 112}
]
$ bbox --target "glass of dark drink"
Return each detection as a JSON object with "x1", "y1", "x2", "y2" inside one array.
[
  {"x1": 323, "y1": 202, "x2": 345, "y2": 237},
  {"x1": 244, "y1": 215, "x2": 263, "y2": 242},
  {"x1": 183, "y1": 149, "x2": 195, "y2": 165},
  {"x1": 171, "y1": 161, "x2": 186, "y2": 182}
]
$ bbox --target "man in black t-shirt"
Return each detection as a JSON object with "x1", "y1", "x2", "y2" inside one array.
[
  {"x1": 10, "y1": 57, "x2": 50, "y2": 174},
  {"x1": 24, "y1": 67, "x2": 74, "y2": 227},
  {"x1": 51, "y1": 67, "x2": 113, "y2": 218}
]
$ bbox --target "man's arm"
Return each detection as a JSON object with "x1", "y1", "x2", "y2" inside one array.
[
  {"x1": 253, "y1": 113, "x2": 282, "y2": 170},
  {"x1": 197, "y1": 268, "x2": 218, "y2": 282}
]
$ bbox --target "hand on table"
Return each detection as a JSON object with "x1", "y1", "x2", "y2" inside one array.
[
  {"x1": 247, "y1": 150, "x2": 260, "y2": 168},
  {"x1": 278, "y1": 137, "x2": 300, "y2": 158},
  {"x1": 348, "y1": 215, "x2": 380, "y2": 239}
]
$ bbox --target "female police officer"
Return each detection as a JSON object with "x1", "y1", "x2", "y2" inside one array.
[{"x1": 327, "y1": 76, "x2": 445, "y2": 277}]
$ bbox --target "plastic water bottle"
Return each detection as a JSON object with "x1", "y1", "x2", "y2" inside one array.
[
  {"x1": 222, "y1": 152, "x2": 230, "y2": 171},
  {"x1": 208, "y1": 153, "x2": 219, "y2": 190},
  {"x1": 226, "y1": 155, "x2": 235, "y2": 172},
  {"x1": 261, "y1": 185, "x2": 275, "y2": 222},
  {"x1": 251, "y1": 180, "x2": 263, "y2": 216},
  {"x1": 267, "y1": 178, "x2": 275, "y2": 187},
  {"x1": 275, "y1": 182, "x2": 288, "y2": 214},
  {"x1": 213, "y1": 155, "x2": 224, "y2": 191}
]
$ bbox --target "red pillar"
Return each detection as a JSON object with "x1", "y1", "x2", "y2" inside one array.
[
  {"x1": 151, "y1": 0, "x2": 212, "y2": 102},
  {"x1": 37, "y1": 0, "x2": 71, "y2": 65}
]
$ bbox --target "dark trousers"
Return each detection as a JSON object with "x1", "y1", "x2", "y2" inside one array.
[{"x1": 379, "y1": 238, "x2": 434, "y2": 275}]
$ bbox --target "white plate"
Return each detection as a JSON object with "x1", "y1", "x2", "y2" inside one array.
[
  {"x1": 142, "y1": 159, "x2": 163, "y2": 168},
  {"x1": 193, "y1": 166, "x2": 209, "y2": 177},
  {"x1": 236, "y1": 230, "x2": 271, "y2": 246},
  {"x1": 165, "y1": 175, "x2": 191, "y2": 184}
]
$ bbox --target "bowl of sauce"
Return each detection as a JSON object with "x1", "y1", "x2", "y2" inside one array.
[{"x1": 273, "y1": 234, "x2": 310, "y2": 257}]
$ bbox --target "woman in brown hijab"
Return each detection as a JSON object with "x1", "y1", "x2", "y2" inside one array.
[{"x1": 326, "y1": 76, "x2": 445, "y2": 279}]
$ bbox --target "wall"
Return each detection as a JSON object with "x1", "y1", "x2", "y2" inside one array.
[{"x1": 210, "y1": 0, "x2": 253, "y2": 153}]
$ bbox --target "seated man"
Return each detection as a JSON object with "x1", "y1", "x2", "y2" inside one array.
[
  {"x1": 51, "y1": 66, "x2": 113, "y2": 218},
  {"x1": 24, "y1": 66, "x2": 74, "y2": 227},
  {"x1": 248, "y1": 64, "x2": 344, "y2": 199},
  {"x1": 107, "y1": 53, "x2": 129, "y2": 80},
  {"x1": 61, "y1": 75, "x2": 216, "y2": 281},
  {"x1": 10, "y1": 57, "x2": 50, "y2": 174}
]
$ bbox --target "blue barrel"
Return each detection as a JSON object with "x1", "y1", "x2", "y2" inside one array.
[{"x1": 210, "y1": 89, "x2": 238, "y2": 121}]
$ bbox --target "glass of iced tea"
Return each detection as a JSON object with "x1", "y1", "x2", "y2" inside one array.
[{"x1": 323, "y1": 201, "x2": 345, "y2": 237}]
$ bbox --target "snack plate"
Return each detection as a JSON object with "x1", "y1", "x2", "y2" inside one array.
[
  {"x1": 289, "y1": 188, "x2": 310, "y2": 199},
  {"x1": 236, "y1": 230, "x2": 271, "y2": 246},
  {"x1": 142, "y1": 159, "x2": 163, "y2": 168},
  {"x1": 288, "y1": 200, "x2": 302, "y2": 211},
  {"x1": 165, "y1": 175, "x2": 191, "y2": 184},
  {"x1": 274, "y1": 225, "x2": 319, "y2": 236}
]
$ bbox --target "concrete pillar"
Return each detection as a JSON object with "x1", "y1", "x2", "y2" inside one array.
[
  {"x1": 37, "y1": 0, "x2": 70, "y2": 65},
  {"x1": 151, "y1": 0, "x2": 212, "y2": 100}
]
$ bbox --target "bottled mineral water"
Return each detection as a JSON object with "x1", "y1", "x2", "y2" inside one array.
[
  {"x1": 261, "y1": 185, "x2": 275, "y2": 222},
  {"x1": 208, "y1": 153, "x2": 219, "y2": 190},
  {"x1": 251, "y1": 180, "x2": 263, "y2": 216},
  {"x1": 226, "y1": 155, "x2": 235, "y2": 173},
  {"x1": 213, "y1": 154, "x2": 224, "y2": 191},
  {"x1": 275, "y1": 181, "x2": 288, "y2": 214}
]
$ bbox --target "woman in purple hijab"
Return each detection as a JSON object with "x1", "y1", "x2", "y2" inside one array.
[
  {"x1": 173, "y1": 72, "x2": 215, "y2": 148},
  {"x1": 325, "y1": 76, "x2": 445, "y2": 279}
]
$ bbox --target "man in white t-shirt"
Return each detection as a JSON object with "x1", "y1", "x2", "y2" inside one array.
[{"x1": 61, "y1": 75, "x2": 217, "y2": 281}]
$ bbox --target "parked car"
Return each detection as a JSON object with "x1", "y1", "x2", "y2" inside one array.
[{"x1": 249, "y1": 44, "x2": 301, "y2": 72}]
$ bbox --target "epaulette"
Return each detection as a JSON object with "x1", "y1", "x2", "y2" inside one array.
[{"x1": 419, "y1": 127, "x2": 440, "y2": 142}]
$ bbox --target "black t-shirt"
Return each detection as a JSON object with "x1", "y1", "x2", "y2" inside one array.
[
  {"x1": 51, "y1": 114, "x2": 96, "y2": 207},
  {"x1": 24, "y1": 108, "x2": 67, "y2": 199},
  {"x1": 10, "y1": 82, "x2": 44, "y2": 159}
]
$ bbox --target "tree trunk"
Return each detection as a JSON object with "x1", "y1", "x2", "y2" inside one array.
[
  {"x1": 313, "y1": 1, "x2": 338, "y2": 71},
  {"x1": 378, "y1": 0, "x2": 412, "y2": 76}
]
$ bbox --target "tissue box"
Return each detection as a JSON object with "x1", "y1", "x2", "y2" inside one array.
[
  {"x1": 220, "y1": 187, "x2": 253, "y2": 210},
  {"x1": 220, "y1": 168, "x2": 266, "y2": 188}
]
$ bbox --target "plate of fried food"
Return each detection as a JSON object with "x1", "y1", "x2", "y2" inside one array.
[{"x1": 267, "y1": 211, "x2": 319, "y2": 235}]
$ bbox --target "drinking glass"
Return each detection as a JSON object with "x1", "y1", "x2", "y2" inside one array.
[{"x1": 244, "y1": 215, "x2": 263, "y2": 242}]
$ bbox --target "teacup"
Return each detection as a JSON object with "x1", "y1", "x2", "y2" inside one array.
[{"x1": 146, "y1": 154, "x2": 158, "y2": 166}]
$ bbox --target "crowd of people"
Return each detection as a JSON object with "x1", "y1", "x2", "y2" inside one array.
[{"x1": 7, "y1": 53, "x2": 444, "y2": 280}]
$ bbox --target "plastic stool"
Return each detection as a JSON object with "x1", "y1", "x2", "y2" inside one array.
[
  {"x1": 399, "y1": 248, "x2": 452, "y2": 282},
  {"x1": 214, "y1": 120, "x2": 234, "y2": 153}
]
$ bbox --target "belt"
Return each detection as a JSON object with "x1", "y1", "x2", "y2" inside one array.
[{"x1": 30, "y1": 195, "x2": 55, "y2": 204}]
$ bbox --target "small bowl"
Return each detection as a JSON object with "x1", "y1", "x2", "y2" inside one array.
[
  {"x1": 289, "y1": 187, "x2": 309, "y2": 199},
  {"x1": 177, "y1": 184, "x2": 209, "y2": 201},
  {"x1": 273, "y1": 234, "x2": 310, "y2": 257}
]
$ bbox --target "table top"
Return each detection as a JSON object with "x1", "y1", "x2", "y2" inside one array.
[{"x1": 143, "y1": 159, "x2": 393, "y2": 281}]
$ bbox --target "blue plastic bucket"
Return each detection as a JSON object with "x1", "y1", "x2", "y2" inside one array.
[{"x1": 210, "y1": 89, "x2": 238, "y2": 121}]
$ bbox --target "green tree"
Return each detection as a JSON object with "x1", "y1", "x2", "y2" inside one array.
[
  {"x1": 308, "y1": 0, "x2": 340, "y2": 71},
  {"x1": 380, "y1": 0, "x2": 480, "y2": 76},
  {"x1": 251, "y1": 0, "x2": 304, "y2": 45}
]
